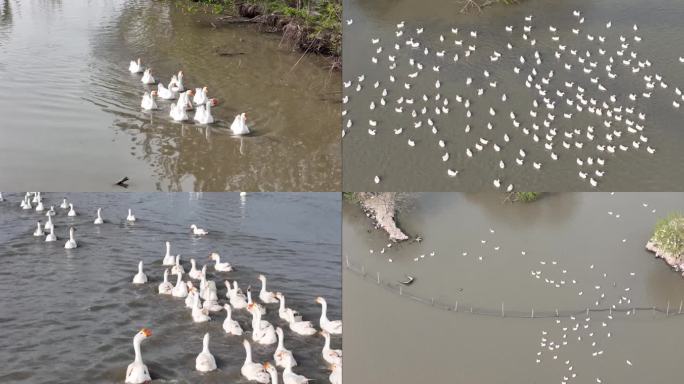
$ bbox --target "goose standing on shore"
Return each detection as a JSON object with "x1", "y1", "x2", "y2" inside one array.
[
  {"x1": 195, "y1": 333, "x2": 217, "y2": 372},
  {"x1": 223, "y1": 304, "x2": 244, "y2": 335},
  {"x1": 94, "y1": 208, "x2": 104, "y2": 224},
  {"x1": 129, "y1": 58, "x2": 144, "y2": 74},
  {"x1": 316, "y1": 297, "x2": 342, "y2": 334},
  {"x1": 64, "y1": 227, "x2": 78, "y2": 249},
  {"x1": 231, "y1": 113, "x2": 250, "y2": 135},
  {"x1": 158, "y1": 269, "x2": 173, "y2": 295},
  {"x1": 125, "y1": 328, "x2": 152, "y2": 384},
  {"x1": 274, "y1": 327, "x2": 296, "y2": 368},
  {"x1": 162, "y1": 241, "x2": 175, "y2": 266},
  {"x1": 132, "y1": 261, "x2": 147, "y2": 284},
  {"x1": 241, "y1": 340, "x2": 270, "y2": 383}
]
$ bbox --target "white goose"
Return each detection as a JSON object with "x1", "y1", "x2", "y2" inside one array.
[
  {"x1": 241, "y1": 340, "x2": 270, "y2": 383},
  {"x1": 158, "y1": 269, "x2": 173, "y2": 295},
  {"x1": 67, "y1": 203, "x2": 77, "y2": 217},
  {"x1": 169, "y1": 102, "x2": 189, "y2": 121},
  {"x1": 45, "y1": 226, "x2": 57, "y2": 242},
  {"x1": 282, "y1": 355, "x2": 311, "y2": 384},
  {"x1": 126, "y1": 209, "x2": 136, "y2": 222},
  {"x1": 185, "y1": 282, "x2": 198, "y2": 308},
  {"x1": 190, "y1": 224, "x2": 208, "y2": 236},
  {"x1": 60, "y1": 198, "x2": 69, "y2": 209},
  {"x1": 125, "y1": 328, "x2": 152, "y2": 384},
  {"x1": 320, "y1": 331, "x2": 342, "y2": 365},
  {"x1": 171, "y1": 255, "x2": 185, "y2": 275},
  {"x1": 157, "y1": 82, "x2": 177, "y2": 100},
  {"x1": 210, "y1": 252, "x2": 232, "y2": 272},
  {"x1": 140, "y1": 91, "x2": 158, "y2": 110},
  {"x1": 192, "y1": 290, "x2": 211, "y2": 323},
  {"x1": 274, "y1": 327, "x2": 297, "y2": 368},
  {"x1": 162, "y1": 241, "x2": 175, "y2": 266},
  {"x1": 202, "y1": 286, "x2": 223, "y2": 312},
  {"x1": 132, "y1": 261, "x2": 147, "y2": 284},
  {"x1": 227, "y1": 281, "x2": 248, "y2": 309},
  {"x1": 189, "y1": 259, "x2": 203, "y2": 280},
  {"x1": 276, "y1": 292, "x2": 302, "y2": 322},
  {"x1": 195, "y1": 333, "x2": 217, "y2": 372},
  {"x1": 128, "y1": 58, "x2": 143, "y2": 74},
  {"x1": 329, "y1": 363, "x2": 342, "y2": 384},
  {"x1": 33, "y1": 221, "x2": 44, "y2": 237},
  {"x1": 141, "y1": 68, "x2": 155, "y2": 84},
  {"x1": 171, "y1": 272, "x2": 188, "y2": 298},
  {"x1": 169, "y1": 71, "x2": 185, "y2": 92},
  {"x1": 264, "y1": 362, "x2": 279, "y2": 384},
  {"x1": 249, "y1": 303, "x2": 277, "y2": 345},
  {"x1": 45, "y1": 206, "x2": 55, "y2": 217},
  {"x1": 286, "y1": 311, "x2": 317, "y2": 336},
  {"x1": 223, "y1": 304, "x2": 244, "y2": 335},
  {"x1": 258, "y1": 275, "x2": 279, "y2": 304},
  {"x1": 94, "y1": 208, "x2": 104, "y2": 224},
  {"x1": 231, "y1": 113, "x2": 250, "y2": 135},
  {"x1": 194, "y1": 100, "x2": 215, "y2": 124},
  {"x1": 44, "y1": 215, "x2": 54, "y2": 231},
  {"x1": 193, "y1": 87, "x2": 208, "y2": 105},
  {"x1": 64, "y1": 227, "x2": 78, "y2": 249},
  {"x1": 246, "y1": 287, "x2": 266, "y2": 315},
  {"x1": 316, "y1": 297, "x2": 341, "y2": 334}
]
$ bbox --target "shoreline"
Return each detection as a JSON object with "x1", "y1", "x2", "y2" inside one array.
[
  {"x1": 356, "y1": 192, "x2": 409, "y2": 241},
  {"x1": 646, "y1": 241, "x2": 684, "y2": 275}
]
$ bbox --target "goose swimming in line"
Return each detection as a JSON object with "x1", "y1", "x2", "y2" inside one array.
[
  {"x1": 230, "y1": 113, "x2": 250, "y2": 136},
  {"x1": 45, "y1": 226, "x2": 57, "y2": 242},
  {"x1": 286, "y1": 310, "x2": 317, "y2": 336},
  {"x1": 158, "y1": 269, "x2": 173, "y2": 295},
  {"x1": 189, "y1": 259, "x2": 203, "y2": 280},
  {"x1": 132, "y1": 261, "x2": 147, "y2": 284},
  {"x1": 242, "y1": 340, "x2": 270, "y2": 383},
  {"x1": 274, "y1": 327, "x2": 296, "y2": 368},
  {"x1": 249, "y1": 303, "x2": 277, "y2": 344},
  {"x1": 140, "y1": 91, "x2": 158, "y2": 110},
  {"x1": 171, "y1": 271, "x2": 188, "y2": 298},
  {"x1": 162, "y1": 241, "x2": 175, "y2": 266},
  {"x1": 194, "y1": 99, "x2": 216, "y2": 125},
  {"x1": 209, "y1": 252, "x2": 232, "y2": 272},
  {"x1": 126, "y1": 209, "x2": 136, "y2": 222},
  {"x1": 192, "y1": 289, "x2": 211, "y2": 323},
  {"x1": 315, "y1": 297, "x2": 342, "y2": 335},
  {"x1": 275, "y1": 292, "x2": 302, "y2": 322},
  {"x1": 169, "y1": 101, "x2": 189, "y2": 122},
  {"x1": 67, "y1": 203, "x2": 77, "y2": 217},
  {"x1": 320, "y1": 330, "x2": 342, "y2": 366},
  {"x1": 94, "y1": 208, "x2": 104, "y2": 225},
  {"x1": 190, "y1": 224, "x2": 208, "y2": 236},
  {"x1": 125, "y1": 328, "x2": 152, "y2": 384},
  {"x1": 228, "y1": 281, "x2": 248, "y2": 309},
  {"x1": 157, "y1": 82, "x2": 177, "y2": 100},
  {"x1": 223, "y1": 304, "x2": 243, "y2": 335},
  {"x1": 140, "y1": 68, "x2": 155, "y2": 85},
  {"x1": 195, "y1": 333, "x2": 217, "y2": 372},
  {"x1": 169, "y1": 71, "x2": 185, "y2": 93},
  {"x1": 193, "y1": 86, "x2": 208, "y2": 105},
  {"x1": 64, "y1": 227, "x2": 77, "y2": 249},
  {"x1": 128, "y1": 58, "x2": 143, "y2": 74},
  {"x1": 33, "y1": 221, "x2": 44, "y2": 237},
  {"x1": 258, "y1": 275, "x2": 279, "y2": 304}
]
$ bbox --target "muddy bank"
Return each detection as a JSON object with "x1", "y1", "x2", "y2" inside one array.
[
  {"x1": 646, "y1": 241, "x2": 684, "y2": 275},
  {"x1": 356, "y1": 192, "x2": 409, "y2": 241}
]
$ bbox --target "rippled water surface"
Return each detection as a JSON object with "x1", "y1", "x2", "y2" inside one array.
[
  {"x1": 0, "y1": 192, "x2": 341, "y2": 383},
  {"x1": 344, "y1": 193, "x2": 684, "y2": 383},
  {"x1": 0, "y1": 0, "x2": 341, "y2": 191},
  {"x1": 342, "y1": 0, "x2": 684, "y2": 191}
]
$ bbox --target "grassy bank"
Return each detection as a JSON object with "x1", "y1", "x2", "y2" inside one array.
[
  {"x1": 190, "y1": 0, "x2": 341, "y2": 60},
  {"x1": 652, "y1": 213, "x2": 684, "y2": 257}
]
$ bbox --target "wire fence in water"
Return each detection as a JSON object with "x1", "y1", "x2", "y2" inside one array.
[{"x1": 345, "y1": 256, "x2": 684, "y2": 320}]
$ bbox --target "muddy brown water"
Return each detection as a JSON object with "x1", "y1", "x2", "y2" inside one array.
[
  {"x1": 0, "y1": 0, "x2": 341, "y2": 191},
  {"x1": 342, "y1": 0, "x2": 684, "y2": 191},
  {"x1": 0, "y1": 192, "x2": 341, "y2": 383},
  {"x1": 344, "y1": 193, "x2": 684, "y2": 383}
]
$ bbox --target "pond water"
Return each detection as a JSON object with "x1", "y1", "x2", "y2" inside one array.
[
  {"x1": 0, "y1": 192, "x2": 341, "y2": 383},
  {"x1": 0, "y1": 0, "x2": 341, "y2": 191},
  {"x1": 342, "y1": 0, "x2": 684, "y2": 191},
  {"x1": 344, "y1": 192, "x2": 684, "y2": 383}
]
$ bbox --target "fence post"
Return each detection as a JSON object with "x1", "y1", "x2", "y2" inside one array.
[
  {"x1": 377, "y1": 272, "x2": 380, "y2": 284},
  {"x1": 502, "y1": 302, "x2": 505, "y2": 317},
  {"x1": 667, "y1": 300, "x2": 670, "y2": 317},
  {"x1": 361, "y1": 265, "x2": 365, "y2": 275},
  {"x1": 531, "y1": 307, "x2": 534, "y2": 319},
  {"x1": 679, "y1": 300, "x2": 682, "y2": 314},
  {"x1": 455, "y1": 301, "x2": 458, "y2": 312},
  {"x1": 399, "y1": 285, "x2": 403, "y2": 295},
  {"x1": 431, "y1": 297, "x2": 435, "y2": 305},
  {"x1": 346, "y1": 255, "x2": 350, "y2": 267},
  {"x1": 556, "y1": 308, "x2": 559, "y2": 317}
]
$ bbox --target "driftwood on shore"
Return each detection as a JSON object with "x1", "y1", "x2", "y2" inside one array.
[
  {"x1": 646, "y1": 240, "x2": 684, "y2": 274},
  {"x1": 357, "y1": 193, "x2": 409, "y2": 241}
]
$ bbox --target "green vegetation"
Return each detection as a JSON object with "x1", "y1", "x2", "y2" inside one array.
[
  {"x1": 512, "y1": 192, "x2": 541, "y2": 203},
  {"x1": 342, "y1": 192, "x2": 358, "y2": 203},
  {"x1": 652, "y1": 213, "x2": 684, "y2": 257}
]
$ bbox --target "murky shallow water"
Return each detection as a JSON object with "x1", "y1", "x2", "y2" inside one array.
[
  {"x1": 0, "y1": 192, "x2": 341, "y2": 383},
  {"x1": 0, "y1": 0, "x2": 341, "y2": 191},
  {"x1": 342, "y1": 0, "x2": 684, "y2": 191},
  {"x1": 344, "y1": 193, "x2": 684, "y2": 383}
]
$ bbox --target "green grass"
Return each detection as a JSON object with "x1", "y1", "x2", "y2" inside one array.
[
  {"x1": 652, "y1": 213, "x2": 684, "y2": 256},
  {"x1": 513, "y1": 192, "x2": 541, "y2": 203}
]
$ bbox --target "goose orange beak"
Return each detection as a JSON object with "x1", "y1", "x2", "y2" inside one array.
[{"x1": 141, "y1": 328, "x2": 152, "y2": 337}]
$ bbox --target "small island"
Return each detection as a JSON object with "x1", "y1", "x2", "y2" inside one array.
[
  {"x1": 347, "y1": 192, "x2": 409, "y2": 241},
  {"x1": 646, "y1": 213, "x2": 684, "y2": 274}
]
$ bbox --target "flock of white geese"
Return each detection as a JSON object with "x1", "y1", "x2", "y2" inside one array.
[
  {"x1": 343, "y1": 9, "x2": 684, "y2": 189},
  {"x1": 129, "y1": 58, "x2": 250, "y2": 136},
  {"x1": 8, "y1": 192, "x2": 342, "y2": 384}
]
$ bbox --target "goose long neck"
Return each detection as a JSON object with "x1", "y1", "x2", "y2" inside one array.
[
  {"x1": 175, "y1": 273, "x2": 182, "y2": 287},
  {"x1": 97, "y1": 208, "x2": 101, "y2": 219},
  {"x1": 133, "y1": 335, "x2": 143, "y2": 363},
  {"x1": 226, "y1": 306, "x2": 232, "y2": 321},
  {"x1": 320, "y1": 300, "x2": 328, "y2": 322},
  {"x1": 163, "y1": 269, "x2": 168, "y2": 283},
  {"x1": 270, "y1": 369, "x2": 279, "y2": 384},
  {"x1": 69, "y1": 228, "x2": 75, "y2": 242},
  {"x1": 323, "y1": 333, "x2": 331, "y2": 350},
  {"x1": 277, "y1": 329, "x2": 284, "y2": 349},
  {"x1": 244, "y1": 342, "x2": 253, "y2": 364},
  {"x1": 202, "y1": 334, "x2": 210, "y2": 353},
  {"x1": 260, "y1": 278, "x2": 267, "y2": 293},
  {"x1": 279, "y1": 296, "x2": 285, "y2": 311},
  {"x1": 138, "y1": 262, "x2": 143, "y2": 273}
]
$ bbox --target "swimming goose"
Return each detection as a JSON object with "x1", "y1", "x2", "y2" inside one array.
[
  {"x1": 35, "y1": 199, "x2": 44, "y2": 212},
  {"x1": 249, "y1": 303, "x2": 277, "y2": 344},
  {"x1": 169, "y1": 71, "x2": 185, "y2": 92},
  {"x1": 94, "y1": 208, "x2": 104, "y2": 224},
  {"x1": 185, "y1": 282, "x2": 198, "y2": 308},
  {"x1": 274, "y1": 327, "x2": 297, "y2": 368},
  {"x1": 195, "y1": 333, "x2": 217, "y2": 372},
  {"x1": 141, "y1": 69, "x2": 155, "y2": 84},
  {"x1": 227, "y1": 281, "x2": 248, "y2": 309},
  {"x1": 190, "y1": 224, "x2": 208, "y2": 236},
  {"x1": 192, "y1": 290, "x2": 211, "y2": 323},
  {"x1": 223, "y1": 304, "x2": 244, "y2": 335},
  {"x1": 157, "y1": 82, "x2": 177, "y2": 100},
  {"x1": 140, "y1": 91, "x2": 158, "y2": 110},
  {"x1": 194, "y1": 100, "x2": 215, "y2": 124},
  {"x1": 60, "y1": 198, "x2": 69, "y2": 209},
  {"x1": 64, "y1": 227, "x2": 78, "y2": 249},
  {"x1": 169, "y1": 102, "x2": 189, "y2": 121},
  {"x1": 258, "y1": 275, "x2": 279, "y2": 304},
  {"x1": 320, "y1": 331, "x2": 342, "y2": 365},
  {"x1": 33, "y1": 221, "x2": 44, "y2": 237},
  {"x1": 210, "y1": 252, "x2": 232, "y2": 272},
  {"x1": 315, "y1": 297, "x2": 342, "y2": 334},
  {"x1": 158, "y1": 269, "x2": 173, "y2": 294},
  {"x1": 189, "y1": 259, "x2": 203, "y2": 280},
  {"x1": 162, "y1": 241, "x2": 175, "y2": 266},
  {"x1": 132, "y1": 261, "x2": 147, "y2": 284},
  {"x1": 263, "y1": 362, "x2": 280, "y2": 384},
  {"x1": 67, "y1": 203, "x2": 77, "y2": 217},
  {"x1": 45, "y1": 206, "x2": 55, "y2": 217},
  {"x1": 231, "y1": 113, "x2": 250, "y2": 135},
  {"x1": 275, "y1": 292, "x2": 302, "y2": 322},
  {"x1": 125, "y1": 328, "x2": 152, "y2": 384},
  {"x1": 193, "y1": 87, "x2": 208, "y2": 105},
  {"x1": 129, "y1": 58, "x2": 143, "y2": 74},
  {"x1": 171, "y1": 272, "x2": 188, "y2": 298},
  {"x1": 126, "y1": 209, "x2": 136, "y2": 222},
  {"x1": 282, "y1": 355, "x2": 311, "y2": 383},
  {"x1": 242, "y1": 340, "x2": 270, "y2": 383},
  {"x1": 45, "y1": 226, "x2": 57, "y2": 242},
  {"x1": 329, "y1": 363, "x2": 342, "y2": 384},
  {"x1": 246, "y1": 287, "x2": 266, "y2": 315},
  {"x1": 202, "y1": 286, "x2": 223, "y2": 312},
  {"x1": 286, "y1": 311, "x2": 317, "y2": 336}
]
